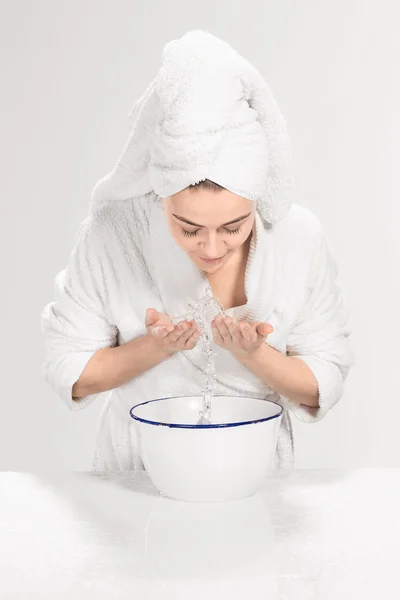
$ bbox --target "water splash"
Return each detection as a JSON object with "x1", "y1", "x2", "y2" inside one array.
[{"x1": 171, "y1": 286, "x2": 226, "y2": 425}]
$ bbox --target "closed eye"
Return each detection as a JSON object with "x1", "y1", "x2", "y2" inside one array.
[{"x1": 181, "y1": 226, "x2": 242, "y2": 238}]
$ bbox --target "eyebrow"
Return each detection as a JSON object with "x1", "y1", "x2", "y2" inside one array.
[{"x1": 172, "y1": 213, "x2": 252, "y2": 228}]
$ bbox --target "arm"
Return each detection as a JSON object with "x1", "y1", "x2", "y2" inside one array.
[
  {"x1": 240, "y1": 222, "x2": 354, "y2": 422},
  {"x1": 72, "y1": 333, "x2": 173, "y2": 398},
  {"x1": 41, "y1": 214, "x2": 120, "y2": 410},
  {"x1": 237, "y1": 343, "x2": 319, "y2": 407}
]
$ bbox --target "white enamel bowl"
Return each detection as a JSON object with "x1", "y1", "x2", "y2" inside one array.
[{"x1": 129, "y1": 395, "x2": 283, "y2": 503}]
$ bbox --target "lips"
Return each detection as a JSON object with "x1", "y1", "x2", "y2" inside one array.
[
  {"x1": 199, "y1": 255, "x2": 225, "y2": 263},
  {"x1": 200, "y1": 256, "x2": 224, "y2": 260}
]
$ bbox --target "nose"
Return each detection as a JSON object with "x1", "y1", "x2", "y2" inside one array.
[{"x1": 199, "y1": 230, "x2": 225, "y2": 258}]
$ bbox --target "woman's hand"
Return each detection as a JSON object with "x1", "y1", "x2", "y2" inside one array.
[
  {"x1": 145, "y1": 308, "x2": 201, "y2": 355},
  {"x1": 211, "y1": 315, "x2": 274, "y2": 359}
]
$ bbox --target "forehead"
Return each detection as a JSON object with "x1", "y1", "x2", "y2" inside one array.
[{"x1": 164, "y1": 188, "x2": 254, "y2": 221}]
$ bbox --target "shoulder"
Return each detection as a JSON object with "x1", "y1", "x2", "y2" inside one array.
[
  {"x1": 271, "y1": 203, "x2": 325, "y2": 257},
  {"x1": 269, "y1": 203, "x2": 333, "y2": 281},
  {"x1": 277, "y1": 204, "x2": 340, "y2": 291},
  {"x1": 275, "y1": 203, "x2": 325, "y2": 240},
  {"x1": 78, "y1": 196, "x2": 151, "y2": 249}
]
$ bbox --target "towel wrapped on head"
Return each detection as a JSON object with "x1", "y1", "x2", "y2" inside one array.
[{"x1": 89, "y1": 29, "x2": 295, "y2": 227}]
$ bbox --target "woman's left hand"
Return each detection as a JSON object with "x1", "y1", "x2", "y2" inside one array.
[{"x1": 211, "y1": 315, "x2": 274, "y2": 359}]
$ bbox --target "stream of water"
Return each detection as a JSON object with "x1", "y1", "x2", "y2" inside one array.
[{"x1": 171, "y1": 285, "x2": 227, "y2": 425}]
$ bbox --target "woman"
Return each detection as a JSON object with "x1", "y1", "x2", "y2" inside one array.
[{"x1": 40, "y1": 31, "x2": 354, "y2": 471}]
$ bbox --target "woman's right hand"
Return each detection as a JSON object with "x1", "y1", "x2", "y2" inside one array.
[{"x1": 145, "y1": 308, "x2": 201, "y2": 355}]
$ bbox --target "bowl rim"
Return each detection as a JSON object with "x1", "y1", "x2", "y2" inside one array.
[{"x1": 129, "y1": 394, "x2": 283, "y2": 429}]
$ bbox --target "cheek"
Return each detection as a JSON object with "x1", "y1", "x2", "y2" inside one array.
[
  {"x1": 181, "y1": 239, "x2": 195, "y2": 252},
  {"x1": 232, "y1": 226, "x2": 253, "y2": 247},
  {"x1": 171, "y1": 230, "x2": 193, "y2": 252}
]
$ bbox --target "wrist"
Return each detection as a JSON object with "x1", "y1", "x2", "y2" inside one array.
[
  {"x1": 233, "y1": 342, "x2": 271, "y2": 365},
  {"x1": 145, "y1": 332, "x2": 176, "y2": 360}
]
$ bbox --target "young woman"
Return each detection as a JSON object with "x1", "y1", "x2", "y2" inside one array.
[{"x1": 40, "y1": 31, "x2": 354, "y2": 471}]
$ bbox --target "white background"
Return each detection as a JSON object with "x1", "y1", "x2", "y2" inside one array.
[{"x1": 2, "y1": 0, "x2": 399, "y2": 470}]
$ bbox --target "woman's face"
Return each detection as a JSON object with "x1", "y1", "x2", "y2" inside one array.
[{"x1": 162, "y1": 188, "x2": 256, "y2": 273}]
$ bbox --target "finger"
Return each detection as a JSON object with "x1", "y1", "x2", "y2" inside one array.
[
  {"x1": 225, "y1": 317, "x2": 241, "y2": 342},
  {"x1": 239, "y1": 321, "x2": 257, "y2": 342},
  {"x1": 145, "y1": 308, "x2": 159, "y2": 326},
  {"x1": 167, "y1": 321, "x2": 190, "y2": 342},
  {"x1": 238, "y1": 321, "x2": 252, "y2": 341},
  {"x1": 152, "y1": 323, "x2": 174, "y2": 337},
  {"x1": 185, "y1": 327, "x2": 201, "y2": 347},
  {"x1": 174, "y1": 319, "x2": 194, "y2": 330},
  {"x1": 211, "y1": 320, "x2": 224, "y2": 344},
  {"x1": 215, "y1": 315, "x2": 231, "y2": 340},
  {"x1": 246, "y1": 321, "x2": 267, "y2": 340},
  {"x1": 256, "y1": 322, "x2": 273, "y2": 337},
  {"x1": 179, "y1": 324, "x2": 198, "y2": 345}
]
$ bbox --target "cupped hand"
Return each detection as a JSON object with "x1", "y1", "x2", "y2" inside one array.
[
  {"x1": 145, "y1": 308, "x2": 201, "y2": 355},
  {"x1": 211, "y1": 314, "x2": 274, "y2": 359}
]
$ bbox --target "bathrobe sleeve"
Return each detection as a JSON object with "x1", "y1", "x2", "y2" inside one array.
[
  {"x1": 40, "y1": 215, "x2": 118, "y2": 411},
  {"x1": 284, "y1": 224, "x2": 355, "y2": 423}
]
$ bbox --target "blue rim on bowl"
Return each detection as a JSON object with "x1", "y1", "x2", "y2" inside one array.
[{"x1": 129, "y1": 395, "x2": 283, "y2": 429}]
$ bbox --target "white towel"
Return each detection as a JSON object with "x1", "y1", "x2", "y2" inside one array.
[{"x1": 88, "y1": 29, "x2": 294, "y2": 228}]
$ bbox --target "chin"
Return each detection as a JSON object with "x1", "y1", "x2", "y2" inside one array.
[
  {"x1": 197, "y1": 256, "x2": 230, "y2": 273},
  {"x1": 191, "y1": 250, "x2": 236, "y2": 270},
  {"x1": 201, "y1": 263, "x2": 223, "y2": 272}
]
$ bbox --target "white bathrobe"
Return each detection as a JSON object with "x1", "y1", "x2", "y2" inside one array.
[{"x1": 40, "y1": 193, "x2": 355, "y2": 471}]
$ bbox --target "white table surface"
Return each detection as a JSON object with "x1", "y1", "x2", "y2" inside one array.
[{"x1": 1, "y1": 468, "x2": 399, "y2": 599}]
